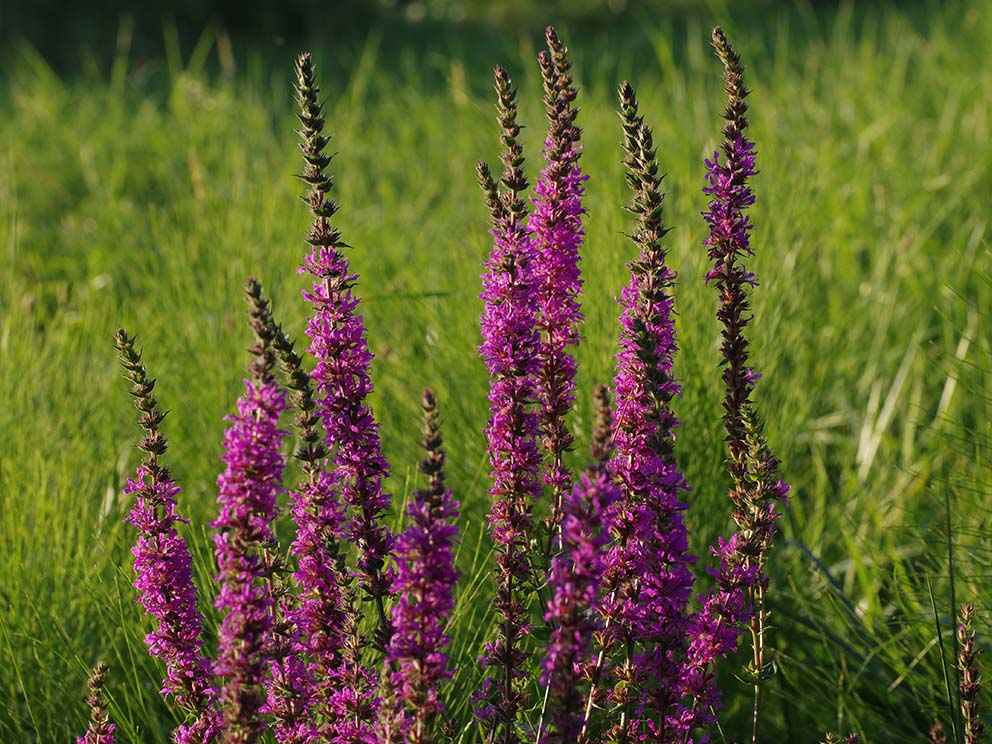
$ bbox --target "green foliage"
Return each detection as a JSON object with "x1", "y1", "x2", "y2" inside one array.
[{"x1": 1, "y1": 2, "x2": 990, "y2": 741}]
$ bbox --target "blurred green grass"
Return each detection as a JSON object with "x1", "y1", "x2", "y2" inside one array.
[{"x1": 1, "y1": 1, "x2": 991, "y2": 741}]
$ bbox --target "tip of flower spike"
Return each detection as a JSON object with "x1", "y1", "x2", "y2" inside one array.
[
  {"x1": 244, "y1": 276, "x2": 280, "y2": 384},
  {"x1": 618, "y1": 80, "x2": 635, "y2": 104},
  {"x1": 493, "y1": 64, "x2": 510, "y2": 89},
  {"x1": 545, "y1": 25, "x2": 569, "y2": 70},
  {"x1": 710, "y1": 26, "x2": 749, "y2": 139},
  {"x1": 490, "y1": 66, "x2": 528, "y2": 218},
  {"x1": 476, "y1": 161, "x2": 505, "y2": 225}
]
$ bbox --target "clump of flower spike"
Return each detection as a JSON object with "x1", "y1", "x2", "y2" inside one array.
[
  {"x1": 697, "y1": 27, "x2": 791, "y2": 744},
  {"x1": 246, "y1": 278, "x2": 325, "y2": 743},
  {"x1": 958, "y1": 603, "x2": 985, "y2": 744},
  {"x1": 290, "y1": 51, "x2": 382, "y2": 740},
  {"x1": 387, "y1": 388, "x2": 460, "y2": 744},
  {"x1": 114, "y1": 329, "x2": 221, "y2": 744},
  {"x1": 529, "y1": 25, "x2": 588, "y2": 531},
  {"x1": 541, "y1": 470, "x2": 618, "y2": 744},
  {"x1": 78, "y1": 662, "x2": 116, "y2": 744},
  {"x1": 296, "y1": 51, "x2": 394, "y2": 651},
  {"x1": 591, "y1": 81, "x2": 695, "y2": 743},
  {"x1": 211, "y1": 278, "x2": 290, "y2": 744},
  {"x1": 474, "y1": 63, "x2": 542, "y2": 744}
]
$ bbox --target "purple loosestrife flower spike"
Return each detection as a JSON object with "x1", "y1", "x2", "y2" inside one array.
[
  {"x1": 474, "y1": 64, "x2": 542, "y2": 744},
  {"x1": 295, "y1": 51, "x2": 395, "y2": 653},
  {"x1": 211, "y1": 278, "x2": 291, "y2": 744},
  {"x1": 387, "y1": 389, "x2": 460, "y2": 744},
  {"x1": 698, "y1": 28, "x2": 791, "y2": 744},
  {"x1": 249, "y1": 226, "x2": 372, "y2": 740},
  {"x1": 78, "y1": 662, "x2": 116, "y2": 744},
  {"x1": 541, "y1": 471, "x2": 618, "y2": 744},
  {"x1": 530, "y1": 26, "x2": 588, "y2": 533},
  {"x1": 114, "y1": 329, "x2": 221, "y2": 744},
  {"x1": 958, "y1": 603, "x2": 985, "y2": 744},
  {"x1": 245, "y1": 279, "x2": 326, "y2": 743},
  {"x1": 591, "y1": 82, "x2": 695, "y2": 744}
]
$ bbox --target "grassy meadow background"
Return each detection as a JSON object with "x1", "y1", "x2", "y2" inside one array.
[{"x1": 1, "y1": 0, "x2": 991, "y2": 740}]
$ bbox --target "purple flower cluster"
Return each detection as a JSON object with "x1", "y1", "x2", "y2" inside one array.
[
  {"x1": 277, "y1": 465, "x2": 348, "y2": 732},
  {"x1": 125, "y1": 467, "x2": 218, "y2": 727},
  {"x1": 286, "y1": 52, "x2": 381, "y2": 741},
  {"x1": 295, "y1": 53, "x2": 393, "y2": 649},
  {"x1": 301, "y1": 245, "x2": 393, "y2": 604},
  {"x1": 212, "y1": 375, "x2": 288, "y2": 743},
  {"x1": 114, "y1": 329, "x2": 221, "y2": 744},
  {"x1": 474, "y1": 65, "x2": 543, "y2": 743},
  {"x1": 541, "y1": 471, "x2": 618, "y2": 744},
  {"x1": 529, "y1": 26, "x2": 587, "y2": 507},
  {"x1": 98, "y1": 31, "x2": 812, "y2": 744},
  {"x1": 691, "y1": 28, "x2": 791, "y2": 743},
  {"x1": 387, "y1": 389, "x2": 460, "y2": 744},
  {"x1": 594, "y1": 82, "x2": 696, "y2": 743}
]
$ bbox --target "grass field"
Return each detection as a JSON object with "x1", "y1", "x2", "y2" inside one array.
[{"x1": 1, "y1": 1, "x2": 991, "y2": 741}]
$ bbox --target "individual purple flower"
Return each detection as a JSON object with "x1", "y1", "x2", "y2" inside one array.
[
  {"x1": 473, "y1": 64, "x2": 542, "y2": 744},
  {"x1": 211, "y1": 279, "x2": 290, "y2": 744},
  {"x1": 591, "y1": 82, "x2": 695, "y2": 743},
  {"x1": 541, "y1": 471, "x2": 618, "y2": 744},
  {"x1": 529, "y1": 26, "x2": 588, "y2": 520},
  {"x1": 387, "y1": 389, "x2": 460, "y2": 744},
  {"x1": 691, "y1": 27, "x2": 791, "y2": 744},
  {"x1": 78, "y1": 662, "x2": 116, "y2": 744},
  {"x1": 114, "y1": 329, "x2": 221, "y2": 744},
  {"x1": 295, "y1": 51, "x2": 394, "y2": 650}
]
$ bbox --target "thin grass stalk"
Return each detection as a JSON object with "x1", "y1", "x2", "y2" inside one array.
[{"x1": 929, "y1": 576, "x2": 961, "y2": 744}]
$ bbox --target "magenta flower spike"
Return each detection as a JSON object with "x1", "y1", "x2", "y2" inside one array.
[
  {"x1": 295, "y1": 52, "x2": 394, "y2": 648},
  {"x1": 529, "y1": 26, "x2": 588, "y2": 522},
  {"x1": 211, "y1": 279, "x2": 290, "y2": 744},
  {"x1": 687, "y1": 28, "x2": 791, "y2": 744},
  {"x1": 594, "y1": 82, "x2": 696, "y2": 743},
  {"x1": 244, "y1": 279, "x2": 331, "y2": 744},
  {"x1": 473, "y1": 65, "x2": 542, "y2": 744},
  {"x1": 541, "y1": 471, "x2": 618, "y2": 744},
  {"x1": 77, "y1": 662, "x2": 116, "y2": 744},
  {"x1": 114, "y1": 329, "x2": 221, "y2": 744},
  {"x1": 387, "y1": 389, "x2": 460, "y2": 744},
  {"x1": 266, "y1": 53, "x2": 380, "y2": 742}
]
